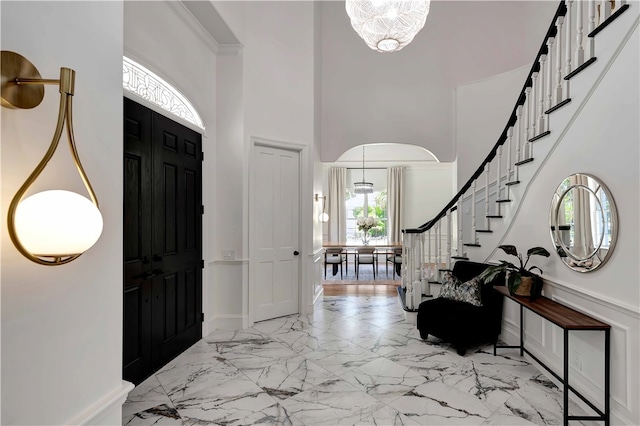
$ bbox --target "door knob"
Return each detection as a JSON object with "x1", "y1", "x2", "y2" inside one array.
[{"x1": 293, "y1": 251, "x2": 299, "y2": 256}]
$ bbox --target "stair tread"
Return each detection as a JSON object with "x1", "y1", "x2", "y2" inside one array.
[
  {"x1": 565, "y1": 57, "x2": 598, "y2": 80},
  {"x1": 463, "y1": 243, "x2": 481, "y2": 247},
  {"x1": 487, "y1": 215, "x2": 503, "y2": 218},
  {"x1": 528, "y1": 131, "x2": 550, "y2": 143},
  {"x1": 515, "y1": 158, "x2": 534, "y2": 166},
  {"x1": 496, "y1": 199, "x2": 512, "y2": 203},
  {"x1": 545, "y1": 98, "x2": 572, "y2": 114},
  {"x1": 505, "y1": 181, "x2": 521, "y2": 186},
  {"x1": 588, "y1": 4, "x2": 630, "y2": 37},
  {"x1": 476, "y1": 229, "x2": 493, "y2": 233}
]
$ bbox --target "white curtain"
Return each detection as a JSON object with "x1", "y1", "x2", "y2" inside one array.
[
  {"x1": 571, "y1": 175, "x2": 594, "y2": 259},
  {"x1": 328, "y1": 167, "x2": 347, "y2": 242},
  {"x1": 387, "y1": 166, "x2": 405, "y2": 243}
]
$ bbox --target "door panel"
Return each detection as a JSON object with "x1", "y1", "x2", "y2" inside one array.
[
  {"x1": 254, "y1": 145, "x2": 300, "y2": 322},
  {"x1": 123, "y1": 98, "x2": 202, "y2": 385}
]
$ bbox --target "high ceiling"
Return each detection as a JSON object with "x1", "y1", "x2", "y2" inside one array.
[{"x1": 183, "y1": 1, "x2": 558, "y2": 162}]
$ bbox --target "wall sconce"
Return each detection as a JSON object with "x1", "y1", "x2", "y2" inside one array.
[
  {"x1": 1, "y1": 50, "x2": 103, "y2": 266},
  {"x1": 314, "y1": 194, "x2": 329, "y2": 223}
]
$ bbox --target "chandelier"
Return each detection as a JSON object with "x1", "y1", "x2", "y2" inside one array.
[
  {"x1": 353, "y1": 146, "x2": 374, "y2": 194},
  {"x1": 345, "y1": 0, "x2": 431, "y2": 52}
]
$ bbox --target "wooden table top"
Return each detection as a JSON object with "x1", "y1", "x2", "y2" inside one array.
[
  {"x1": 323, "y1": 241, "x2": 402, "y2": 248},
  {"x1": 494, "y1": 286, "x2": 610, "y2": 330}
]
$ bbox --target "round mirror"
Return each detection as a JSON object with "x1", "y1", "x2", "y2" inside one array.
[{"x1": 549, "y1": 174, "x2": 618, "y2": 272}]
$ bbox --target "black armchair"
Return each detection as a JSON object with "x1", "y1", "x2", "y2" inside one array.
[{"x1": 417, "y1": 260, "x2": 506, "y2": 356}]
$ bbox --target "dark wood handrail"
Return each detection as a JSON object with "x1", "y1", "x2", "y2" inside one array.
[{"x1": 403, "y1": 0, "x2": 567, "y2": 235}]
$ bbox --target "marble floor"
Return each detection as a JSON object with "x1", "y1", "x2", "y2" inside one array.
[{"x1": 123, "y1": 294, "x2": 583, "y2": 425}]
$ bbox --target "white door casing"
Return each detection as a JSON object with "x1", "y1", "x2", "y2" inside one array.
[{"x1": 251, "y1": 143, "x2": 300, "y2": 322}]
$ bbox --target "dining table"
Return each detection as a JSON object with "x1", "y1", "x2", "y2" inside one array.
[{"x1": 322, "y1": 241, "x2": 403, "y2": 277}]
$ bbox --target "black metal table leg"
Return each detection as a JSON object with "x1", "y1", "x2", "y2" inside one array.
[
  {"x1": 564, "y1": 329, "x2": 569, "y2": 426},
  {"x1": 605, "y1": 328, "x2": 610, "y2": 426},
  {"x1": 520, "y1": 305, "x2": 524, "y2": 356}
]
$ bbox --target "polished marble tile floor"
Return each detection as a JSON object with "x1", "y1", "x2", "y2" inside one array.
[{"x1": 123, "y1": 294, "x2": 583, "y2": 425}]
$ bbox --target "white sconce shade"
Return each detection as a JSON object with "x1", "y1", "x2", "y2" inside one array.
[
  {"x1": 14, "y1": 190, "x2": 103, "y2": 256},
  {"x1": 319, "y1": 212, "x2": 330, "y2": 223},
  {"x1": 2, "y1": 51, "x2": 103, "y2": 265},
  {"x1": 346, "y1": 0, "x2": 430, "y2": 52}
]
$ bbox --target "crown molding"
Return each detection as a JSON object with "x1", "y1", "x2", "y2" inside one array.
[{"x1": 165, "y1": 1, "x2": 243, "y2": 56}]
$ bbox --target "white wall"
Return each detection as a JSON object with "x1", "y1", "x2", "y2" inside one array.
[
  {"x1": 320, "y1": 1, "x2": 557, "y2": 163},
  {"x1": 455, "y1": 65, "x2": 529, "y2": 186},
  {"x1": 211, "y1": 1, "x2": 318, "y2": 326},
  {"x1": 484, "y1": 19, "x2": 640, "y2": 424},
  {"x1": 1, "y1": 2, "x2": 129, "y2": 424}
]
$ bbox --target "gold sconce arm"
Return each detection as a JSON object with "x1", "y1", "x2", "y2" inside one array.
[{"x1": 2, "y1": 51, "x2": 103, "y2": 266}]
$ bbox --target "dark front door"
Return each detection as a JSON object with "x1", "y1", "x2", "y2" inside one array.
[{"x1": 123, "y1": 98, "x2": 203, "y2": 385}]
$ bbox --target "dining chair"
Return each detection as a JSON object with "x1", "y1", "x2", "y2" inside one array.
[
  {"x1": 355, "y1": 247, "x2": 377, "y2": 280},
  {"x1": 324, "y1": 247, "x2": 347, "y2": 279},
  {"x1": 386, "y1": 248, "x2": 403, "y2": 279}
]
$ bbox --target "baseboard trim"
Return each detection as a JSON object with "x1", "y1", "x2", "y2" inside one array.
[
  {"x1": 208, "y1": 314, "x2": 247, "y2": 331},
  {"x1": 68, "y1": 380, "x2": 134, "y2": 425}
]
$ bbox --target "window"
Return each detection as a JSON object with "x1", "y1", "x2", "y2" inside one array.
[
  {"x1": 123, "y1": 57, "x2": 205, "y2": 130},
  {"x1": 345, "y1": 168, "x2": 387, "y2": 243}
]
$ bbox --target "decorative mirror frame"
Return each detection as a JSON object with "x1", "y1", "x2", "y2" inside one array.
[{"x1": 549, "y1": 173, "x2": 618, "y2": 272}]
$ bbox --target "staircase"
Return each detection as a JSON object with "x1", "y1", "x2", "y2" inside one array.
[{"x1": 400, "y1": 0, "x2": 635, "y2": 312}]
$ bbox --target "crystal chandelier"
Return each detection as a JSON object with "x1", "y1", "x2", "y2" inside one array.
[
  {"x1": 345, "y1": 0, "x2": 431, "y2": 52},
  {"x1": 353, "y1": 146, "x2": 374, "y2": 194}
]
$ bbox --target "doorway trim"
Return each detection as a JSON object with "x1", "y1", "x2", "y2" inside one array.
[{"x1": 248, "y1": 136, "x2": 310, "y2": 326}]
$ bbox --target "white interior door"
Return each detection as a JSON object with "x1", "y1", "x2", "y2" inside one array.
[{"x1": 253, "y1": 145, "x2": 300, "y2": 322}]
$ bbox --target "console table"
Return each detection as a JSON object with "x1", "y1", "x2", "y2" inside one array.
[{"x1": 493, "y1": 286, "x2": 610, "y2": 426}]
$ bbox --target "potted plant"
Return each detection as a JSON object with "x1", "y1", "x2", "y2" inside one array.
[{"x1": 479, "y1": 245, "x2": 551, "y2": 298}]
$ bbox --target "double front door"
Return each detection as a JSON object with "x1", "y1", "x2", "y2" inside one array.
[{"x1": 123, "y1": 98, "x2": 203, "y2": 385}]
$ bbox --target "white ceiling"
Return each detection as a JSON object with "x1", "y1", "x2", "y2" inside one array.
[{"x1": 183, "y1": 1, "x2": 559, "y2": 162}]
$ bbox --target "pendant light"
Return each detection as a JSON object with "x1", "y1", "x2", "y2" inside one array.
[
  {"x1": 353, "y1": 146, "x2": 374, "y2": 194},
  {"x1": 345, "y1": 0, "x2": 431, "y2": 53}
]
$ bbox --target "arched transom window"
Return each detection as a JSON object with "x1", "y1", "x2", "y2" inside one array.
[{"x1": 123, "y1": 56, "x2": 204, "y2": 130}]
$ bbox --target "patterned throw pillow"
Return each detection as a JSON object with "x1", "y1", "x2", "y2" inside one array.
[
  {"x1": 438, "y1": 272, "x2": 483, "y2": 307},
  {"x1": 439, "y1": 272, "x2": 461, "y2": 300},
  {"x1": 454, "y1": 276, "x2": 483, "y2": 307}
]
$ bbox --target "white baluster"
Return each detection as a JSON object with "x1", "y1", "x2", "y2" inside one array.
[
  {"x1": 422, "y1": 233, "x2": 431, "y2": 296},
  {"x1": 576, "y1": 0, "x2": 585, "y2": 66},
  {"x1": 446, "y1": 210, "x2": 452, "y2": 270},
  {"x1": 514, "y1": 105, "x2": 523, "y2": 180},
  {"x1": 434, "y1": 222, "x2": 440, "y2": 273},
  {"x1": 484, "y1": 163, "x2": 490, "y2": 229},
  {"x1": 436, "y1": 218, "x2": 442, "y2": 270},
  {"x1": 546, "y1": 36, "x2": 555, "y2": 120},
  {"x1": 457, "y1": 199, "x2": 463, "y2": 258},
  {"x1": 565, "y1": 0, "x2": 573, "y2": 99},
  {"x1": 538, "y1": 54, "x2": 547, "y2": 132},
  {"x1": 530, "y1": 72, "x2": 538, "y2": 138},
  {"x1": 427, "y1": 228, "x2": 432, "y2": 273},
  {"x1": 588, "y1": 0, "x2": 597, "y2": 57},
  {"x1": 524, "y1": 86, "x2": 532, "y2": 158},
  {"x1": 505, "y1": 126, "x2": 513, "y2": 195},
  {"x1": 599, "y1": 0, "x2": 612, "y2": 24},
  {"x1": 497, "y1": 145, "x2": 503, "y2": 204},
  {"x1": 471, "y1": 180, "x2": 477, "y2": 242},
  {"x1": 556, "y1": 15, "x2": 565, "y2": 104}
]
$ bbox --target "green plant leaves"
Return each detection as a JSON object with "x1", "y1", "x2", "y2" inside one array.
[
  {"x1": 527, "y1": 247, "x2": 551, "y2": 258},
  {"x1": 498, "y1": 245, "x2": 519, "y2": 256}
]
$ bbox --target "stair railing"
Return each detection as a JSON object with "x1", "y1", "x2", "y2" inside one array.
[{"x1": 401, "y1": 0, "x2": 630, "y2": 310}]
